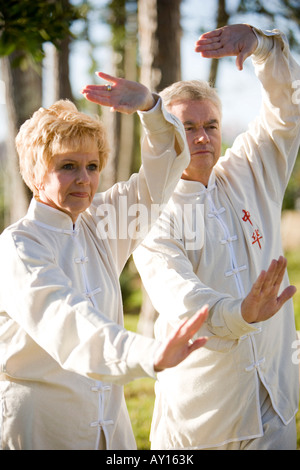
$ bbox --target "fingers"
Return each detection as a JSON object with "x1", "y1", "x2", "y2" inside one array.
[
  {"x1": 195, "y1": 24, "x2": 257, "y2": 69},
  {"x1": 95, "y1": 71, "x2": 119, "y2": 85},
  {"x1": 81, "y1": 72, "x2": 121, "y2": 105},
  {"x1": 188, "y1": 336, "x2": 208, "y2": 353},
  {"x1": 250, "y1": 269, "x2": 266, "y2": 297},
  {"x1": 81, "y1": 72, "x2": 155, "y2": 113},
  {"x1": 271, "y1": 257, "x2": 288, "y2": 297},
  {"x1": 195, "y1": 37, "x2": 223, "y2": 54},
  {"x1": 198, "y1": 29, "x2": 223, "y2": 41},
  {"x1": 178, "y1": 305, "x2": 209, "y2": 340},
  {"x1": 81, "y1": 84, "x2": 114, "y2": 107},
  {"x1": 249, "y1": 257, "x2": 288, "y2": 305},
  {"x1": 243, "y1": 256, "x2": 293, "y2": 324},
  {"x1": 253, "y1": 257, "x2": 287, "y2": 295},
  {"x1": 264, "y1": 257, "x2": 287, "y2": 291},
  {"x1": 277, "y1": 285, "x2": 297, "y2": 309},
  {"x1": 236, "y1": 52, "x2": 247, "y2": 71},
  {"x1": 153, "y1": 306, "x2": 209, "y2": 372},
  {"x1": 173, "y1": 305, "x2": 209, "y2": 352}
]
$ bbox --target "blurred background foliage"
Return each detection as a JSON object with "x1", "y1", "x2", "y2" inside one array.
[
  {"x1": 0, "y1": 0, "x2": 299, "y2": 448},
  {"x1": 0, "y1": 0, "x2": 299, "y2": 357},
  {"x1": 0, "y1": 0, "x2": 300, "y2": 230}
]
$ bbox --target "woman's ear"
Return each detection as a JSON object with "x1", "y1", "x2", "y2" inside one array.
[{"x1": 33, "y1": 176, "x2": 44, "y2": 194}]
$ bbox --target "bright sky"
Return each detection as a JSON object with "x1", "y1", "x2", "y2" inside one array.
[{"x1": 0, "y1": 0, "x2": 298, "y2": 144}]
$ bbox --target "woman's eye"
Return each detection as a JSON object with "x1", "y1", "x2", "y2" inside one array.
[
  {"x1": 87, "y1": 164, "x2": 99, "y2": 171},
  {"x1": 62, "y1": 163, "x2": 74, "y2": 170}
]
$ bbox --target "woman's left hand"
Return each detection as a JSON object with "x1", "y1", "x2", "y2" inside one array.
[
  {"x1": 153, "y1": 305, "x2": 209, "y2": 372},
  {"x1": 81, "y1": 72, "x2": 156, "y2": 114}
]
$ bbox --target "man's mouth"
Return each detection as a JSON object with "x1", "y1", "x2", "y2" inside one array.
[{"x1": 192, "y1": 149, "x2": 212, "y2": 156}]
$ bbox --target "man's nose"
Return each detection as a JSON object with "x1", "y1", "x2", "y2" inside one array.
[{"x1": 194, "y1": 128, "x2": 210, "y2": 143}]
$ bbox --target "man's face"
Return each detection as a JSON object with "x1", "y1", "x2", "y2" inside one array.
[{"x1": 168, "y1": 99, "x2": 222, "y2": 185}]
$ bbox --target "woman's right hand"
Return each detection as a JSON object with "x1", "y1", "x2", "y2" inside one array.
[
  {"x1": 81, "y1": 72, "x2": 156, "y2": 114},
  {"x1": 153, "y1": 305, "x2": 208, "y2": 372}
]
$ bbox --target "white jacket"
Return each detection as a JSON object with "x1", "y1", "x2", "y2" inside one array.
[
  {"x1": 0, "y1": 100, "x2": 189, "y2": 450},
  {"x1": 134, "y1": 29, "x2": 300, "y2": 449}
]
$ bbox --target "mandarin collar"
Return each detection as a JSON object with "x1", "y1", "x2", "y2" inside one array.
[
  {"x1": 27, "y1": 199, "x2": 82, "y2": 233},
  {"x1": 175, "y1": 170, "x2": 216, "y2": 196}
]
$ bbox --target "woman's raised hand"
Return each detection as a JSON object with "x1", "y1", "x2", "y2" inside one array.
[{"x1": 81, "y1": 72, "x2": 156, "y2": 114}]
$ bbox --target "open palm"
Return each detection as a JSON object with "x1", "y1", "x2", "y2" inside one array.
[
  {"x1": 195, "y1": 24, "x2": 258, "y2": 71},
  {"x1": 241, "y1": 256, "x2": 296, "y2": 324},
  {"x1": 81, "y1": 72, "x2": 156, "y2": 114},
  {"x1": 154, "y1": 305, "x2": 208, "y2": 372}
]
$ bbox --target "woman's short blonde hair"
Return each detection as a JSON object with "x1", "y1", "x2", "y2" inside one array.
[
  {"x1": 16, "y1": 100, "x2": 110, "y2": 195},
  {"x1": 160, "y1": 80, "x2": 222, "y2": 118}
]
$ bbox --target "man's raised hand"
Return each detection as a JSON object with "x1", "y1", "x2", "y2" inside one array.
[{"x1": 195, "y1": 24, "x2": 258, "y2": 71}]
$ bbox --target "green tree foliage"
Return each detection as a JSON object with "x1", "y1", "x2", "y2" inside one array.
[{"x1": 0, "y1": 0, "x2": 83, "y2": 67}]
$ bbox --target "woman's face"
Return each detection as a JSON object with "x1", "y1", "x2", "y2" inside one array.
[{"x1": 38, "y1": 143, "x2": 101, "y2": 223}]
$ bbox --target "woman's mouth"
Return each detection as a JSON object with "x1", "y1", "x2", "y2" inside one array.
[{"x1": 70, "y1": 192, "x2": 89, "y2": 198}]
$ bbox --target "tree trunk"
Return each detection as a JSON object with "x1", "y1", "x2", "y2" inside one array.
[
  {"x1": 137, "y1": 0, "x2": 182, "y2": 337},
  {"x1": 116, "y1": 8, "x2": 138, "y2": 182},
  {"x1": 100, "y1": 0, "x2": 139, "y2": 190},
  {"x1": 53, "y1": 35, "x2": 74, "y2": 102},
  {"x1": 138, "y1": 0, "x2": 182, "y2": 92},
  {"x1": 1, "y1": 54, "x2": 42, "y2": 225},
  {"x1": 209, "y1": 0, "x2": 229, "y2": 87}
]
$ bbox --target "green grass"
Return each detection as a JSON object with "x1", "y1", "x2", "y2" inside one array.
[
  {"x1": 124, "y1": 377, "x2": 155, "y2": 450},
  {"x1": 124, "y1": 314, "x2": 155, "y2": 450},
  {"x1": 286, "y1": 249, "x2": 300, "y2": 330},
  {"x1": 286, "y1": 249, "x2": 300, "y2": 449},
  {"x1": 124, "y1": 248, "x2": 300, "y2": 450}
]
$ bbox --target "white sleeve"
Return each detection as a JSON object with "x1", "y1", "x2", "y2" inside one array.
[
  {"x1": 219, "y1": 28, "x2": 300, "y2": 204},
  {"x1": 90, "y1": 97, "x2": 190, "y2": 273},
  {"x1": 134, "y1": 209, "x2": 259, "y2": 349},
  {"x1": 0, "y1": 231, "x2": 160, "y2": 385}
]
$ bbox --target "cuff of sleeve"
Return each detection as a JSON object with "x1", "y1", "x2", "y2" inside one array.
[
  {"x1": 251, "y1": 27, "x2": 283, "y2": 63},
  {"x1": 138, "y1": 94, "x2": 184, "y2": 135},
  {"x1": 126, "y1": 332, "x2": 160, "y2": 380},
  {"x1": 211, "y1": 298, "x2": 260, "y2": 339}
]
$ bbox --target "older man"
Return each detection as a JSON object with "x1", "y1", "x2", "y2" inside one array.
[{"x1": 134, "y1": 24, "x2": 300, "y2": 450}]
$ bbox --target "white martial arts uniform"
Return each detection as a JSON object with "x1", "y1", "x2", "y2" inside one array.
[
  {"x1": 0, "y1": 100, "x2": 189, "y2": 450},
  {"x1": 134, "y1": 28, "x2": 300, "y2": 450}
]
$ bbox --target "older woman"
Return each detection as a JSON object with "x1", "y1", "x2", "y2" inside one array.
[{"x1": 0, "y1": 73, "x2": 208, "y2": 450}]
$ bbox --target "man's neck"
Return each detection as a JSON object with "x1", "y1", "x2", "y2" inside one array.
[{"x1": 181, "y1": 170, "x2": 212, "y2": 187}]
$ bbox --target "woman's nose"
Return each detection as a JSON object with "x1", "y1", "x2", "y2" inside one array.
[{"x1": 76, "y1": 168, "x2": 89, "y2": 184}]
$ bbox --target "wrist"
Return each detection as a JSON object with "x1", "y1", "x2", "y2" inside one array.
[
  {"x1": 139, "y1": 93, "x2": 157, "y2": 112},
  {"x1": 241, "y1": 300, "x2": 251, "y2": 324}
]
